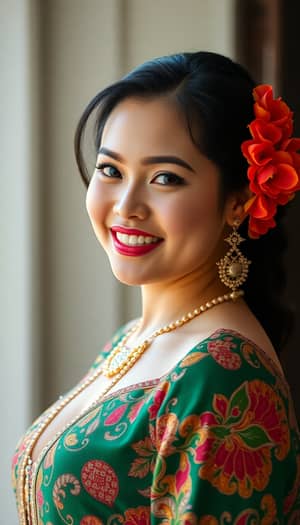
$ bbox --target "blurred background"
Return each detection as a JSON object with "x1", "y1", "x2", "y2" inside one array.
[{"x1": 2, "y1": 0, "x2": 300, "y2": 522}]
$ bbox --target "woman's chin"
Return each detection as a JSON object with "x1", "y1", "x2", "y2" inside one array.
[{"x1": 109, "y1": 265, "x2": 146, "y2": 286}]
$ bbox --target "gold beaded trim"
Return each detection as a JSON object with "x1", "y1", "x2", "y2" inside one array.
[{"x1": 17, "y1": 365, "x2": 107, "y2": 524}]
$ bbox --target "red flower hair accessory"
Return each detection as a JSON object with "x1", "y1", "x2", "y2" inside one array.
[{"x1": 241, "y1": 84, "x2": 300, "y2": 239}]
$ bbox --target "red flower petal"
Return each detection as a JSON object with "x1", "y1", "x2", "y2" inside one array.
[
  {"x1": 248, "y1": 216, "x2": 276, "y2": 239},
  {"x1": 243, "y1": 142, "x2": 274, "y2": 166},
  {"x1": 249, "y1": 120, "x2": 282, "y2": 144},
  {"x1": 281, "y1": 119, "x2": 294, "y2": 139},
  {"x1": 273, "y1": 164, "x2": 299, "y2": 191},
  {"x1": 273, "y1": 150, "x2": 293, "y2": 165},
  {"x1": 245, "y1": 194, "x2": 276, "y2": 219},
  {"x1": 252, "y1": 84, "x2": 292, "y2": 126},
  {"x1": 256, "y1": 165, "x2": 276, "y2": 185},
  {"x1": 277, "y1": 193, "x2": 295, "y2": 205},
  {"x1": 268, "y1": 99, "x2": 292, "y2": 126},
  {"x1": 254, "y1": 103, "x2": 270, "y2": 121},
  {"x1": 282, "y1": 138, "x2": 300, "y2": 152},
  {"x1": 253, "y1": 84, "x2": 273, "y2": 104}
]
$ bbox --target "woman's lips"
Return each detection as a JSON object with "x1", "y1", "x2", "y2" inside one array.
[
  {"x1": 111, "y1": 225, "x2": 160, "y2": 237},
  {"x1": 110, "y1": 227, "x2": 163, "y2": 256}
]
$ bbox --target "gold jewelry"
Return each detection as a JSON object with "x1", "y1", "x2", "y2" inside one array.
[
  {"x1": 17, "y1": 289, "x2": 243, "y2": 524},
  {"x1": 103, "y1": 290, "x2": 244, "y2": 378},
  {"x1": 216, "y1": 219, "x2": 251, "y2": 293}
]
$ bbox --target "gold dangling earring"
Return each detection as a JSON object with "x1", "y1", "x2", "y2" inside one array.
[{"x1": 216, "y1": 219, "x2": 251, "y2": 299}]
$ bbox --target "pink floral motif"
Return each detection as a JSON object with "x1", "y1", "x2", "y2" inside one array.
[
  {"x1": 129, "y1": 400, "x2": 144, "y2": 423},
  {"x1": 194, "y1": 380, "x2": 290, "y2": 497},
  {"x1": 148, "y1": 382, "x2": 170, "y2": 420},
  {"x1": 175, "y1": 455, "x2": 190, "y2": 494},
  {"x1": 151, "y1": 454, "x2": 195, "y2": 523},
  {"x1": 207, "y1": 339, "x2": 241, "y2": 370},
  {"x1": 104, "y1": 404, "x2": 128, "y2": 426},
  {"x1": 11, "y1": 452, "x2": 20, "y2": 469},
  {"x1": 36, "y1": 489, "x2": 44, "y2": 508},
  {"x1": 12, "y1": 436, "x2": 30, "y2": 470},
  {"x1": 81, "y1": 460, "x2": 119, "y2": 507},
  {"x1": 35, "y1": 468, "x2": 44, "y2": 512}
]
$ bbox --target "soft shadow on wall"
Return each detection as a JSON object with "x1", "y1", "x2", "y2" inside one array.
[{"x1": 235, "y1": 0, "x2": 300, "y2": 418}]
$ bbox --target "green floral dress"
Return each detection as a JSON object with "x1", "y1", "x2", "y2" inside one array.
[{"x1": 12, "y1": 328, "x2": 300, "y2": 524}]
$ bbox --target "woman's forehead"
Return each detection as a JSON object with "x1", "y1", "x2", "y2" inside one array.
[{"x1": 100, "y1": 96, "x2": 201, "y2": 159}]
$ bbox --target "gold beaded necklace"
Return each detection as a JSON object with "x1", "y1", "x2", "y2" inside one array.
[
  {"x1": 17, "y1": 289, "x2": 242, "y2": 525},
  {"x1": 103, "y1": 290, "x2": 243, "y2": 377}
]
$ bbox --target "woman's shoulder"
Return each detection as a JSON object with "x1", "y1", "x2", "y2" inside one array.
[
  {"x1": 155, "y1": 327, "x2": 300, "y2": 446},
  {"x1": 196, "y1": 327, "x2": 285, "y2": 379},
  {"x1": 161, "y1": 327, "x2": 291, "y2": 406}
]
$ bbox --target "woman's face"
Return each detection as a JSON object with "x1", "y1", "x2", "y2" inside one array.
[{"x1": 86, "y1": 96, "x2": 229, "y2": 286}]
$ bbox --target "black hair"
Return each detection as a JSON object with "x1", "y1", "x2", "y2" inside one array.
[{"x1": 74, "y1": 51, "x2": 293, "y2": 354}]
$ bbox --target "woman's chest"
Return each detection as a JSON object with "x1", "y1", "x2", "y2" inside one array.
[
  {"x1": 14, "y1": 371, "x2": 159, "y2": 473},
  {"x1": 27, "y1": 332, "x2": 197, "y2": 465},
  {"x1": 13, "y1": 382, "x2": 159, "y2": 524}
]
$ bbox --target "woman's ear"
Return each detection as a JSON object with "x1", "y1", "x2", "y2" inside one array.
[{"x1": 224, "y1": 187, "x2": 252, "y2": 226}]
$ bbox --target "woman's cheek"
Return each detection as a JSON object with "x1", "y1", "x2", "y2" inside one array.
[
  {"x1": 86, "y1": 176, "x2": 106, "y2": 221},
  {"x1": 85, "y1": 179, "x2": 109, "y2": 242},
  {"x1": 162, "y1": 195, "x2": 210, "y2": 235}
]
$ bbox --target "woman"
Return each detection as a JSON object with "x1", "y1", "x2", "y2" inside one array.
[{"x1": 12, "y1": 51, "x2": 300, "y2": 524}]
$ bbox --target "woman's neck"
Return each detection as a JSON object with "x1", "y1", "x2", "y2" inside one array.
[{"x1": 137, "y1": 269, "x2": 228, "y2": 337}]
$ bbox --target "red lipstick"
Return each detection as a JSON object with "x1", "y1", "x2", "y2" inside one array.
[
  {"x1": 111, "y1": 226, "x2": 158, "y2": 236},
  {"x1": 110, "y1": 226, "x2": 163, "y2": 256}
]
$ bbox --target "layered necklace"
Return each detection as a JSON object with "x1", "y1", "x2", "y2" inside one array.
[{"x1": 17, "y1": 289, "x2": 242, "y2": 524}]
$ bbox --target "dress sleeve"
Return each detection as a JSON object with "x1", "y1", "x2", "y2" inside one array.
[{"x1": 148, "y1": 332, "x2": 300, "y2": 523}]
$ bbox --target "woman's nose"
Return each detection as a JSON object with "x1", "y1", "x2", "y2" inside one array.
[{"x1": 112, "y1": 185, "x2": 149, "y2": 220}]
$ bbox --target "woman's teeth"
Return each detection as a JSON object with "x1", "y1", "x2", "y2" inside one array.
[{"x1": 116, "y1": 232, "x2": 160, "y2": 246}]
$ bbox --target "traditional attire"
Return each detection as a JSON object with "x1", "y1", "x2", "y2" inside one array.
[{"x1": 12, "y1": 328, "x2": 300, "y2": 524}]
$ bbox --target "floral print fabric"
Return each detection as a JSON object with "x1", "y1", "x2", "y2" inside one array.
[{"x1": 12, "y1": 329, "x2": 300, "y2": 524}]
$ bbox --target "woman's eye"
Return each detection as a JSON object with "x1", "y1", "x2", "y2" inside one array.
[
  {"x1": 96, "y1": 164, "x2": 121, "y2": 178},
  {"x1": 153, "y1": 172, "x2": 185, "y2": 186}
]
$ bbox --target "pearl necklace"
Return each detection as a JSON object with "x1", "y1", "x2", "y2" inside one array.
[
  {"x1": 102, "y1": 290, "x2": 243, "y2": 377},
  {"x1": 16, "y1": 289, "x2": 243, "y2": 524}
]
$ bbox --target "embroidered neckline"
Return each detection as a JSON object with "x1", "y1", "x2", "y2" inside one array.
[{"x1": 92, "y1": 326, "x2": 288, "y2": 405}]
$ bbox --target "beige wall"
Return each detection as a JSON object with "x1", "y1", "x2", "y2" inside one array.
[
  {"x1": 125, "y1": 0, "x2": 234, "y2": 70},
  {"x1": 1, "y1": 1, "x2": 235, "y2": 522}
]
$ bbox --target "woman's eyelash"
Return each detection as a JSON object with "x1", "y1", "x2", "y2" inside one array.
[
  {"x1": 95, "y1": 163, "x2": 121, "y2": 177},
  {"x1": 153, "y1": 173, "x2": 185, "y2": 185},
  {"x1": 95, "y1": 163, "x2": 185, "y2": 185}
]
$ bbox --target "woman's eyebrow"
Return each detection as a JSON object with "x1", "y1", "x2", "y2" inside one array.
[
  {"x1": 98, "y1": 147, "x2": 195, "y2": 173},
  {"x1": 142, "y1": 155, "x2": 195, "y2": 172}
]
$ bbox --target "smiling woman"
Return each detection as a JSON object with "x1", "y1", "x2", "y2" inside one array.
[
  {"x1": 12, "y1": 51, "x2": 300, "y2": 524},
  {"x1": 86, "y1": 96, "x2": 223, "y2": 287}
]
